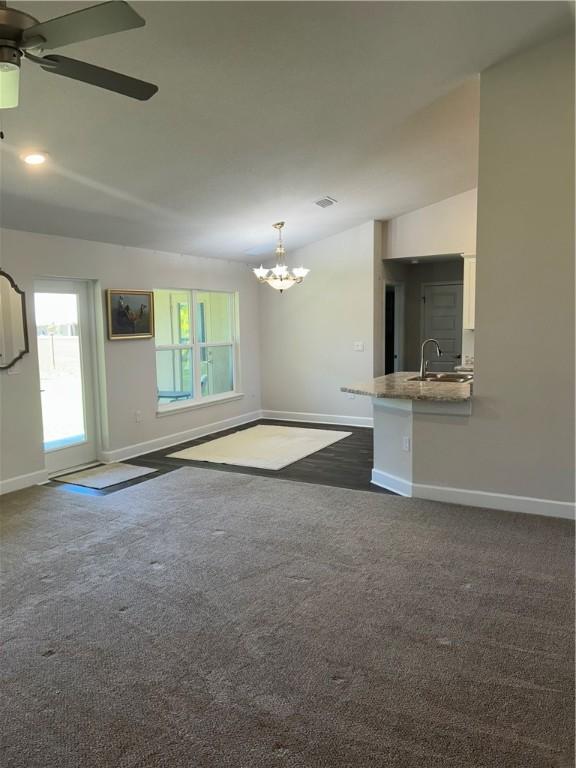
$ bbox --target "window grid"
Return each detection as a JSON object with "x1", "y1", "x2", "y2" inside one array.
[{"x1": 155, "y1": 289, "x2": 238, "y2": 408}]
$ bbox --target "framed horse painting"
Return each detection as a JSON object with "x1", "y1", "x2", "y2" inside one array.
[{"x1": 106, "y1": 290, "x2": 154, "y2": 340}]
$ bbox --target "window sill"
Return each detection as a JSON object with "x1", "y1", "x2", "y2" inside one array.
[{"x1": 156, "y1": 392, "x2": 245, "y2": 417}]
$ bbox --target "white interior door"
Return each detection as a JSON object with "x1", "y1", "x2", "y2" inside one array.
[
  {"x1": 34, "y1": 280, "x2": 98, "y2": 473},
  {"x1": 422, "y1": 282, "x2": 463, "y2": 371}
]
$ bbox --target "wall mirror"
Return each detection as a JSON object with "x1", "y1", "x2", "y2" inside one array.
[{"x1": 0, "y1": 268, "x2": 29, "y2": 370}]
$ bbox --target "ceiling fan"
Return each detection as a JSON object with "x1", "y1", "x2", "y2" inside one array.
[{"x1": 0, "y1": 0, "x2": 158, "y2": 108}]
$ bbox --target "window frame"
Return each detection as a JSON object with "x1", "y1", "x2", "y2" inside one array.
[{"x1": 154, "y1": 288, "x2": 241, "y2": 414}]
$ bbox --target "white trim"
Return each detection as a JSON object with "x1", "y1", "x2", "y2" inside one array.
[
  {"x1": 261, "y1": 410, "x2": 373, "y2": 428},
  {"x1": 157, "y1": 392, "x2": 244, "y2": 416},
  {"x1": 35, "y1": 278, "x2": 100, "y2": 472},
  {"x1": 0, "y1": 409, "x2": 368, "y2": 492},
  {"x1": 3, "y1": 439, "x2": 572, "y2": 523},
  {"x1": 0, "y1": 469, "x2": 50, "y2": 495},
  {"x1": 99, "y1": 410, "x2": 262, "y2": 463},
  {"x1": 371, "y1": 469, "x2": 412, "y2": 496},
  {"x1": 154, "y1": 288, "x2": 240, "y2": 409},
  {"x1": 413, "y1": 482, "x2": 575, "y2": 520},
  {"x1": 370, "y1": 473, "x2": 574, "y2": 519}
]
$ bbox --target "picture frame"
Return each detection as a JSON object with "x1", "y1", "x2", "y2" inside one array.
[{"x1": 106, "y1": 289, "x2": 154, "y2": 340}]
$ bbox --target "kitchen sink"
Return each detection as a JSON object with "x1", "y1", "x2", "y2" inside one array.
[{"x1": 406, "y1": 373, "x2": 473, "y2": 384}]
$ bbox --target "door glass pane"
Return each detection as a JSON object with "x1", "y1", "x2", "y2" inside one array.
[
  {"x1": 196, "y1": 292, "x2": 232, "y2": 344},
  {"x1": 200, "y1": 345, "x2": 233, "y2": 397},
  {"x1": 35, "y1": 293, "x2": 86, "y2": 451},
  {"x1": 156, "y1": 349, "x2": 193, "y2": 403},
  {"x1": 154, "y1": 290, "x2": 191, "y2": 346}
]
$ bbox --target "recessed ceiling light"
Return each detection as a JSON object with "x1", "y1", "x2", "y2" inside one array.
[{"x1": 22, "y1": 152, "x2": 47, "y2": 166}]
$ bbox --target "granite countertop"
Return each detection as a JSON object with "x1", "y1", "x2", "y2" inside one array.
[{"x1": 341, "y1": 372, "x2": 472, "y2": 402}]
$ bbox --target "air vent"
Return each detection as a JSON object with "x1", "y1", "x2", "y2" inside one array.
[{"x1": 314, "y1": 196, "x2": 338, "y2": 208}]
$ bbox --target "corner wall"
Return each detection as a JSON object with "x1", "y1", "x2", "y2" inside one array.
[
  {"x1": 260, "y1": 221, "x2": 378, "y2": 425},
  {"x1": 0, "y1": 229, "x2": 262, "y2": 489},
  {"x1": 413, "y1": 32, "x2": 575, "y2": 506}
]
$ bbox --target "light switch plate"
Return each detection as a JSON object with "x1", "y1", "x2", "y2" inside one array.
[{"x1": 353, "y1": 341, "x2": 364, "y2": 352}]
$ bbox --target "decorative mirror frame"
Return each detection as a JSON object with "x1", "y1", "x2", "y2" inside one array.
[{"x1": 0, "y1": 268, "x2": 29, "y2": 370}]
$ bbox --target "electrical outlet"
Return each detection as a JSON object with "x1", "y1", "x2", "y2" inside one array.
[
  {"x1": 353, "y1": 341, "x2": 364, "y2": 352},
  {"x1": 134, "y1": 410, "x2": 143, "y2": 423},
  {"x1": 402, "y1": 436, "x2": 411, "y2": 452}
]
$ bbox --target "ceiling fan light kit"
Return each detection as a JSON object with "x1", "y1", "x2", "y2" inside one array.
[
  {"x1": 0, "y1": 0, "x2": 158, "y2": 109},
  {"x1": 0, "y1": 57, "x2": 19, "y2": 109}
]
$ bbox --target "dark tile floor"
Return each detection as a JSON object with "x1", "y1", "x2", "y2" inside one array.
[
  {"x1": 131, "y1": 419, "x2": 390, "y2": 493},
  {"x1": 50, "y1": 420, "x2": 391, "y2": 496}
]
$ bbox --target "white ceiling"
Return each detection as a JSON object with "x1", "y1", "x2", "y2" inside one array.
[{"x1": 0, "y1": 1, "x2": 572, "y2": 261}]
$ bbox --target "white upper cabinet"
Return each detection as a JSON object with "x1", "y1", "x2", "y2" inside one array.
[{"x1": 462, "y1": 255, "x2": 476, "y2": 330}]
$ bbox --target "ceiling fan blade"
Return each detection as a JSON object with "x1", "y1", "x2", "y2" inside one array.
[
  {"x1": 36, "y1": 55, "x2": 158, "y2": 101},
  {"x1": 21, "y1": 1, "x2": 145, "y2": 50}
]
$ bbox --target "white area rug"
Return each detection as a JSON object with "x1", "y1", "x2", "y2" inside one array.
[
  {"x1": 53, "y1": 463, "x2": 157, "y2": 489},
  {"x1": 167, "y1": 425, "x2": 352, "y2": 470}
]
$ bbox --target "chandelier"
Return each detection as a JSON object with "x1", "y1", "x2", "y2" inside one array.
[{"x1": 253, "y1": 222, "x2": 309, "y2": 292}]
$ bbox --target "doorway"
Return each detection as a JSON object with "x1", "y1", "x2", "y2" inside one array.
[
  {"x1": 34, "y1": 280, "x2": 99, "y2": 474},
  {"x1": 384, "y1": 283, "x2": 404, "y2": 374},
  {"x1": 421, "y1": 282, "x2": 463, "y2": 371}
]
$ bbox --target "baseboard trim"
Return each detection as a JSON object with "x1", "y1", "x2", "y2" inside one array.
[
  {"x1": 0, "y1": 469, "x2": 50, "y2": 496},
  {"x1": 371, "y1": 469, "x2": 412, "y2": 496},
  {"x1": 371, "y1": 471, "x2": 574, "y2": 519},
  {"x1": 99, "y1": 410, "x2": 263, "y2": 463},
  {"x1": 413, "y1": 482, "x2": 575, "y2": 520},
  {"x1": 261, "y1": 410, "x2": 373, "y2": 428},
  {"x1": 6, "y1": 428, "x2": 570, "y2": 521}
]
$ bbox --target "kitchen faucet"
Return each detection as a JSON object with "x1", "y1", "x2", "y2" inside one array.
[{"x1": 419, "y1": 338, "x2": 442, "y2": 379}]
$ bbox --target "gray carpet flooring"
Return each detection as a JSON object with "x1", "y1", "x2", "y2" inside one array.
[{"x1": 1, "y1": 468, "x2": 574, "y2": 767}]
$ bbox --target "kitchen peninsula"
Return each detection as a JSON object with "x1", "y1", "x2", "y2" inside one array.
[{"x1": 341, "y1": 372, "x2": 473, "y2": 497}]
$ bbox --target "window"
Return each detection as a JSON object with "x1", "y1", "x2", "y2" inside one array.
[{"x1": 154, "y1": 289, "x2": 238, "y2": 410}]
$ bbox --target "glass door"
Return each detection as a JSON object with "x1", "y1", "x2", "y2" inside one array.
[{"x1": 34, "y1": 280, "x2": 97, "y2": 474}]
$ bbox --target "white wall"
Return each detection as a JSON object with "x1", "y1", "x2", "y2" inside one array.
[
  {"x1": 2, "y1": 34, "x2": 572, "y2": 511},
  {"x1": 387, "y1": 188, "x2": 477, "y2": 259},
  {"x1": 0, "y1": 229, "x2": 262, "y2": 487},
  {"x1": 260, "y1": 221, "x2": 378, "y2": 424},
  {"x1": 413, "y1": 32, "x2": 575, "y2": 504}
]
